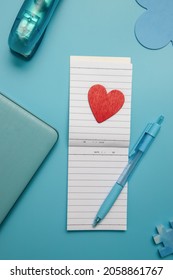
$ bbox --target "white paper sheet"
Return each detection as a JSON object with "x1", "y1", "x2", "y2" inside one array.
[{"x1": 67, "y1": 56, "x2": 133, "y2": 230}]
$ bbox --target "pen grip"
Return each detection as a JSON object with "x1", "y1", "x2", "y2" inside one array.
[{"x1": 98, "y1": 183, "x2": 123, "y2": 218}]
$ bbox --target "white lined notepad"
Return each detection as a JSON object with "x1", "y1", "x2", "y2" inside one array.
[{"x1": 67, "y1": 56, "x2": 133, "y2": 230}]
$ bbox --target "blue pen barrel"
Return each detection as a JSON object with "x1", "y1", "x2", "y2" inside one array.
[
  {"x1": 117, "y1": 151, "x2": 143, "y2": 186},
  {"x1": 98, "y1": 183, "x2": 123, "y2": 218}
]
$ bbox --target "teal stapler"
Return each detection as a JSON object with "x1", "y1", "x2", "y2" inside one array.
[{"x1": 8, "y1": 0, "x2": 60, "y2": 59}]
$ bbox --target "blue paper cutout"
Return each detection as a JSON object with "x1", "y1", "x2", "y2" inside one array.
[
  {"x1": 153, "y1": 221, "x2": 173, "y2": 258},
  {"x1": 135, "y1": 0, "x2": 173, "y2": 49}
]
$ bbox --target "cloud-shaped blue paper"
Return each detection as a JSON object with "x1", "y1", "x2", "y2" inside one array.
[{"x1": 135, "y1": 0, "x2": 173, "y2": 49}]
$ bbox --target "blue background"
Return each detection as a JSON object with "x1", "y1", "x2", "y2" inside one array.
[{"x1": 0, "y1": 0, "x2": 173, "y2": 260}]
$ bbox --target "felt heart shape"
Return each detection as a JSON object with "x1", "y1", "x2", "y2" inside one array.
[{"x1": 88, "y1": 84, "x2": 125, "y2": 123}]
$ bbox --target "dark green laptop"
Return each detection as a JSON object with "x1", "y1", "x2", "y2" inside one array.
[{"x1": 0, "y1": 93, "x2": 58, "y2": 224}]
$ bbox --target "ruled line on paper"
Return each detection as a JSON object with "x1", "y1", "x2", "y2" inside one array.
[{"x1": 67, "y1": 56, "x2": 132, "y2": 231}]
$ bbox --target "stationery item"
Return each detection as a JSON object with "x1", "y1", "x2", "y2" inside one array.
[
  {"x1": 0, "y1": 92, "x2": 58, "y2": 224},
  {"x1": 153, "y1": 220, "x2": 173, "y2": 258},
  {"x1": 135, "y1": 0, "x2": 173, "y2": 49},
  {"x1": 93, "y1": 115, "x2": 164, "y2": 227},
  {"x1": 67, "y1": 56, "x2": 133, "y2": 231},
  {"x1": 8, "y1": 0, "x2": 60, "y2": 59}
]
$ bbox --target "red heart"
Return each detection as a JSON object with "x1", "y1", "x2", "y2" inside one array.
[{"x1": 88, "y1": 84, "x2": 125, "y2": 123}]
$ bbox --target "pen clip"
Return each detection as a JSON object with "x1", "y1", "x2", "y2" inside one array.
[
  {"x1": 129, "y1": 115, "x2": 164, "y2": 159},
  {"x1": 129, "y1": 123, "x2": 152, "y2": 159}
]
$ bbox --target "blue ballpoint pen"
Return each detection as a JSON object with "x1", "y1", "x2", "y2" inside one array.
[{"x1": 93, "y1": 115, "x2": 164, "y2": 227}]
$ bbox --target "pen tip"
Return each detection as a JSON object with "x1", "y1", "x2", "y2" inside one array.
[
  {"x1": 93, "y1": 217, "x2": 101, "y2": 228},
  {"x1": 157, "y1": 115, "x2": 164, "y2": 125}
]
